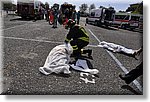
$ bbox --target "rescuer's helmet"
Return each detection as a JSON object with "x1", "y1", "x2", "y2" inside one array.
[{"x1": 65, "y1": 19, "x2": 76, "y2": 29}]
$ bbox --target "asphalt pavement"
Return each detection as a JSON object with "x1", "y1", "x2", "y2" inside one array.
[{"x1": 1, "y1": 15, "x2": 143, "y2": 95}]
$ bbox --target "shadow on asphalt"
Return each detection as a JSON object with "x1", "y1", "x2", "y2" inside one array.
[
  {"x1": 121, "y1": 85, "x2": 142, "y2": 95},
  {"x1": 98, "y1": 25, "x2": 118, "y2": 30},
  {"x1": 86, "y1": 23, "x2": 118, "y2": 31},
  {"x1": 39, "y1": 70, "x2": 71, "y2": 78},
  {"x1": 10, "y1": 18, "x2": 33, "y2": 21}
]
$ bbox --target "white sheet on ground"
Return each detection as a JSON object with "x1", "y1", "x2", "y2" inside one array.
[
  {"x1": 39, "y1": 43, "x2": 73, "y2": 75},
  {"x1": 98, "y1": 41, "x2": 135, "y2": 54},
  {"x1": 39, "y1": 44, "x2": 99, "y2": 75},
  {"x1": 70, "y1": 59, "x2": 99, "y2": 75}
]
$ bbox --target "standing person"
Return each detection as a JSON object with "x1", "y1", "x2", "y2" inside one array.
[
  {"x1": 76, "y1": 11, "x2": 80, "y2": 24},
  {"x1": 65, "y1": 8, "x2": 69, "y2": 20},
  {"x1": 64, "y1": 19, "x2": 92, "y2": 57},
  {"x1": 49, "y1": 9, "x2": 54, "y2": 25},
  {"x1": 45, "y1": 10, "x2": 48, "y2": 21},
  {"x1": 72, "y1": 10, "x2": 76, "y2": 21},
  {"x1": 69, "y1": 8, "x2": 73, "y2": 19},
  {"x1": 52, "y1": 8, "x2": 58, "y2": 28},
  {"x1": 34, "y1": 9, "x2": 38, "y2": 22}
]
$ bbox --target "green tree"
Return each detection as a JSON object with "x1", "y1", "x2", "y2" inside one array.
[
  {"x1": 126, "y1": 1, "x2": 143, "y2": 14},
  {"x1": 2, "y1": 0, "x2": 13, "y2": 10}
]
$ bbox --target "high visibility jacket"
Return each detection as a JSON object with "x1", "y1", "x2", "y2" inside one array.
[{"x1": 65, "y1": 25, "x2": 89, "y2": 42}]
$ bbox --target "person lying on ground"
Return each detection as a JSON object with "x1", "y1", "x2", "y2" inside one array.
[{"x1": 98, "y1": 41, "x2": 142, "y2": 59}]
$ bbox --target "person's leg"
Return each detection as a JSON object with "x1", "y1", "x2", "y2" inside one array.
[
  {"x1": 77, "y1": 40, "x2": 91, "y2": 56},
  {"x1": 119, "y1": 62, "x2": 143, "y2": 84},
  {"x1": 70, "y1": 40, "x2": 81, "y2": 57},
  {"x1": 133, "y1": 47, "x2": 143, "y2": 56},
  {"x1": 77, "y1": 19, "x2": 79, "y2": 24}
]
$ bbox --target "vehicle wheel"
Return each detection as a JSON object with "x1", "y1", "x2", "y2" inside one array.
[
  {"x1": 121, "y1": 25, "x2": 126, "y2": 29},
  {"x1": 86, "y1": 19, "x2": 88, "y2": 24},
  {"x1": 130, "y1": 28, "x2": 134, "y2": 31},
  {"x1": 94, "y1": 21, "x2": 98, "y2": 26}
]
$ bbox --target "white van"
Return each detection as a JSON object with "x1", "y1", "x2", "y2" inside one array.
[
  {"x1": 113, "y1": 12, "x2": 142, "y2": 30},
  {"x1": 86, "y1": 7, "x2": 115, "y2": 26}
]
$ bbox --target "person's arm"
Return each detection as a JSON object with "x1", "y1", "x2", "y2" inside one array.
[{"x1": 65, "y1": 30, "x2": 72, "y2": 43}]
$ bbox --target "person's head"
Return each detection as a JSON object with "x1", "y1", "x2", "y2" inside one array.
[{"x1": 65, "y1": 19, "x2": 76, "y2": 29}]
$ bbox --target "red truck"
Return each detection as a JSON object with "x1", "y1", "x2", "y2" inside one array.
[{"x1": 17, "y1": 0, "x2": 44, "y2": 19}]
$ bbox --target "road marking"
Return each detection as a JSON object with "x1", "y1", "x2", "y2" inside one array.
[
  {"x1": 80, "y1": 77, "x2": 95, "y2": 84},
  {"x1": 1, "y1": 23, "x2": 30, "y2": 31},
  {"x1": 80, "y1": 72, "x2": 96, "y2": 84},
  {"x1": 0, "y1": 36, "x2": 99, "y2": 48},
  {"x1": 1, "y1": 21, "x2": 47, "y2": 31},
  {"x1": 88, "y1": 29, "x2": 101, "y2": 43},
  {"x1": 0, "y1": 36, "x2": 63, "y2": 44},
  {"x1": 88, "y1": 29, "x2": 142, "y2": 92}
]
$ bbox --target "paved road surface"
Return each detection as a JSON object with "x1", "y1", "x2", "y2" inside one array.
[{"x1": 1, "y1": 16, "x2": 143, "y2": 95}]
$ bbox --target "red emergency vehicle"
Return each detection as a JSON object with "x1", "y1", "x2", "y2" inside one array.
[
  {"x1": 17, "y1": 0, "x2": 44, "y2": 19},
  {"x1": 113, "y1": 12, "x2": 142, "y2": 30}
]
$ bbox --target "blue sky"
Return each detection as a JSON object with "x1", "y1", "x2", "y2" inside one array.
[{"x1": 13, "y1": 0, "x2": 143, "y2": 11}]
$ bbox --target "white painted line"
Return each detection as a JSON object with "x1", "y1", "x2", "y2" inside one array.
[
  {"x1": 88, "y1": 29, "x2": 142, "y2": 92},
  {"x1": 0, "y1": 36, "x2": 63, "y2": 44},
  {"x1": 107, "y1": 50, "x2": 142, "y2": 92},
  {"x1": 1, "y1": 21, "x2": 47, "y2": 31},
  {"x1": 2, "y1": 23, "x2": 30, "y2": 31},
  {"x1": 88, "y1": 29, "x2": 101, "y2": 43},
  {"x1": 0, "y1": 36, "x2": 99, "y2": 48}
]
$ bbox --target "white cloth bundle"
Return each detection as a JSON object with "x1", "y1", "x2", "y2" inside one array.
[
  {"x1": 39, "y1": 43, "x2": 73, "y2": 75},
  {"x1": 98, "y1": 41, "x2": 135, "y2": 55},
  {"x1": 39, "y1": 44, "x2": 99, "y2": 75}
]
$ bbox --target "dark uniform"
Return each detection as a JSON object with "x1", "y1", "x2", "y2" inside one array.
[
  {"x1": 65, "y1": 25, "x2": 89, "y2": 56},
  {"x1": 119, "y1": 62, "x2": 143, "y2": 84}
]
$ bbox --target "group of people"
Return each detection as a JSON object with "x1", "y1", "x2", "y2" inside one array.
[
  {"x1": 44, "y1": 7, "x2": 59, "y2": 28},
  {"x1": 63, "y1": 9, "x2": 81, "y2": 25},
  {"x1": 46, "y1": 8, "x2": 81, "y2": 28}
]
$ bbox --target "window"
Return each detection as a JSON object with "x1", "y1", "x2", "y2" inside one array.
[
  {"x1": 131, "y1": 16, "x2": 140, "y2": 21},
  {"x1": 91, "y1": 12, "x2": 95, "y2": 17},
  {"x1": 115, "y1": 15, "x2": 129, "y2": 20}
]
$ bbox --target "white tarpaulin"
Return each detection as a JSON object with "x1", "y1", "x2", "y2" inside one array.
[
  {"x1": 39, "y1": 43, "x2": 73, "y2": 75},
  {"x1": 71, "y1": 59, "x2": 99, "y2": 75},
  {"x1": 39, "y1": 44, "x2": 99, "y2": 75},
  {"x1": 98, "y1": 41, "x2": 135, "y2": 55}
]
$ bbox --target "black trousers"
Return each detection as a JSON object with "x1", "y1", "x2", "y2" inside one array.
[
  {"x1": 125, "y1": 62, "x2": 143, "y2": 82},
  {"x1": 70, "y1": 39, "x2": 89, "y2": 55}
]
